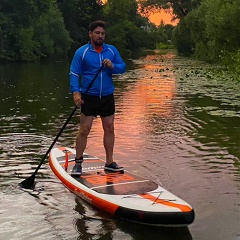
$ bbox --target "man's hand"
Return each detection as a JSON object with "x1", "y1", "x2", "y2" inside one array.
[
  {"x1": 73, "y1": 92, "x2": 84, "y2": 108},
  {"x1": 102, "y1": 59, "x2": 114, "y2": 69}
]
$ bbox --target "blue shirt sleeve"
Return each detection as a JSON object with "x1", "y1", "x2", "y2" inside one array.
[
  {"x1": 110, "y1": 46, "x2": 126, "y2": 74},
  {"x1": 69, "y1": 49, "x2": 82, "y2": 93}
]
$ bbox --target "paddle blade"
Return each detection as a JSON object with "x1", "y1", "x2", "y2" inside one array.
[{"x1": 19, "y1": 174, "x2": 36, "y2": 189}]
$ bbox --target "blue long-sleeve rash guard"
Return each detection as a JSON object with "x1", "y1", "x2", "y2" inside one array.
[{"x1": 69, "y1": 43, "x2": 126, "y2": 97}]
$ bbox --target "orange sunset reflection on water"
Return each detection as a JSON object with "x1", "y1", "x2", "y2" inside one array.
[
  {"x1": 88, "y1": 52, "x2": 178, "y2": 159},
  {"x1": 116, "y1": 61, "x2": 176, "y2": 134}
]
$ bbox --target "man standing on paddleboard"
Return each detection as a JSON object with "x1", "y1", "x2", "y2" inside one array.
[{"x1": 69, "y1": 20, "x2": 126, "y2": 176}]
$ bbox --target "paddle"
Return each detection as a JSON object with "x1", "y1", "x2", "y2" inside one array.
[{"x1": 19, "y1": 65, "x2": 104, "y2": 189}]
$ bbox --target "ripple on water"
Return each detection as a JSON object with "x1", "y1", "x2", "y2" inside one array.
[{"x1": 0, "y1": 52, "x2": 240, "y2": 240}]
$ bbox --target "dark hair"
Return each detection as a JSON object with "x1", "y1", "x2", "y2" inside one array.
[{"x1": 89, "y1": 20, "x2": 106, "y2": 32}]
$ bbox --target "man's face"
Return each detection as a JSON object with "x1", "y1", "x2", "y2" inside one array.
[{"x1": 89, "y1": 26, "x2": 105, "y2": 47}]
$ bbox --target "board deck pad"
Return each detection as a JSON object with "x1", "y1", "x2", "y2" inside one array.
[
  {"x1": 49, "y1": 147, "x2": 195, "y2": 226},
  {"x1": 57, "y1": 152, "x2": 158, "y2": 195}
]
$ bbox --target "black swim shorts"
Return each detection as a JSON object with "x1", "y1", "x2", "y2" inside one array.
[{"x1": 81, "y1": 94, "x2": 115, "y2": 117}]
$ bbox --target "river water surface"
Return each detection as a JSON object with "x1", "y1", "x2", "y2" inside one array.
[{"x1": 0, "y1": 51, "x2": 239, "y2": 240}]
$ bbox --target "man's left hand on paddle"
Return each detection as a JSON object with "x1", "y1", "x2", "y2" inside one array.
[{"x1": 102, "y1": 59, "x2": 114, "y2": 69}]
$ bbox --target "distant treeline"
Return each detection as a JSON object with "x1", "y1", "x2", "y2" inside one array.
[
  {"x1": 0, "y1": 0, "x2": 174, "y2": 62},
  {"x1": 1, "y1": 0, "x2": 238, "y2": 72},
  {"x1": 141, "y1": 0, "x2": 240, "y2": 73}
]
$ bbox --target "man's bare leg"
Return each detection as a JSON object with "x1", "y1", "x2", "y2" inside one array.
[
  {"x1": 101, "y1": 114, "x2": 115, "y2": 165},
  {"x1": 71, "y1": 114, "x2": 94, "y2": 176},
  {"x1": 76, "y1": 114, "x2": 94, "y2": 159},
  {"x1": 102, "y1": 114, "x2": 123, "y2": 172}
]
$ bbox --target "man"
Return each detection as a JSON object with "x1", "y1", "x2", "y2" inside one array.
[{"x1": 69, "y1": 20, "x2": 126, "y2": 175}]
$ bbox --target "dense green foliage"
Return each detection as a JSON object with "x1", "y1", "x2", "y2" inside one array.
[
  {"x1": 171, "y1": 18, "x2": 193, "y2": 56},
  {"x1": 102, "y1": 0, "x2": 147, "y2": 56},
  {"x1": 140, "y1": 0, "x2": 240, "y2": 73},
  {"x1": 171, "y1": 0, "x2": 240, "y2": 72},
  {"x1": 185, "y1": 1, "x2": 240, "y2": 64},
  {"x1": 0, "y1": 0, "x2": 173, "y2": 62},
  {"x1": 1, "y1": 0, "x2": 240, "y2": 74},
  {"x1": 0, "y1": 0, "x2": 72, "y2": 61},
  {"x1": 57, "y1": 0, "x2": 103, "y2": 56},
  {"x1": 101, "y1": 0, "x2": 172, "y2": 56},
  {"x1": 138, "y1": 0, "x2": 201, "y2": 20}
]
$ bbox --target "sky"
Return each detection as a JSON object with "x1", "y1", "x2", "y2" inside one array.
[
  {"x1": 100, "y1": 0, "x2": 178, "y2": 26},
  {"x1": 148, "y1": 9, "x2": 178, "y2": 26}
]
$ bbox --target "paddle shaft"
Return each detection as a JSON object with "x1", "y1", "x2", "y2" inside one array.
[
  {"x1": 33, "y1": 106, "x2": 77, "y2": 174},
  {"x1": 33, "y1": 65, "x2": 103, "y2": 174},
  {"x1": 20, "y1": 65, "x2": 103, "y2": 188}
]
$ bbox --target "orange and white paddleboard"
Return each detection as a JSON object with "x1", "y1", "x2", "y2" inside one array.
[{"x1": 49, "y1": 147, "x2": 195, "y2": 226}]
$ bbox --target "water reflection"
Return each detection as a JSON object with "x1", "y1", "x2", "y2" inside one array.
[
  {"x1": 0, "y1": 51, "x2": 240, "y2": 239},
  {"x1": 73, "y1": 197, "x2": 193, "y2": 240},
  {"x1": 74, "y1": 197, "x2": 114, "y2": 239}
]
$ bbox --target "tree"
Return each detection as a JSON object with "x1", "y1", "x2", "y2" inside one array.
[
  {"x1": 0, "y1": 0, "x2": 71, "y2": 61},
  {"x1": 102, "y1": 0, "x2": 151, "y2": 55},
  {"x1": 138, "y1": 0, "x2": 201, "y2": 20},
  {"x1": 183, "y1": 0, "x2": 240, "y2": 64},
  {"x1": 172, "y1": 18, "x2": 193, "y2": 56},
  {"x1": 57, "y1": 0, "x2": 104, "y2": 55}
]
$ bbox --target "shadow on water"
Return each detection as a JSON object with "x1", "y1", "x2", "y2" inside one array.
[
  {"x1": 73, "y1": 197, "x2": 192, "y2": 240},
  {"x1": 115, "y1": 222, "x2": 192, "y2": 240}
]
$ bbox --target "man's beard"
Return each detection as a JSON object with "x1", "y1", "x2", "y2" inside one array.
[{"x1": 94, "y1": 38, "x2": 103, "y2": 47}]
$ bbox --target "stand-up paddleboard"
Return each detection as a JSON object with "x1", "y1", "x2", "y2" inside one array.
[{"x1": 49, "y1": 147, "x2": 195, "y2": 226}]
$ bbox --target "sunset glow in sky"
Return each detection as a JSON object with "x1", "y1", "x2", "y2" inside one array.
[
  {"x1": 100, "y1": 0, "x2": 178, "y2": 26},
  {"x1": 148, "y1": 9, "x2": 178, "y2": 26}
]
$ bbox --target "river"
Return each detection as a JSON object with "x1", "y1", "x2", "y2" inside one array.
[{"x1": 0, "y1": 51, "x2": 239, "y2": 240}]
